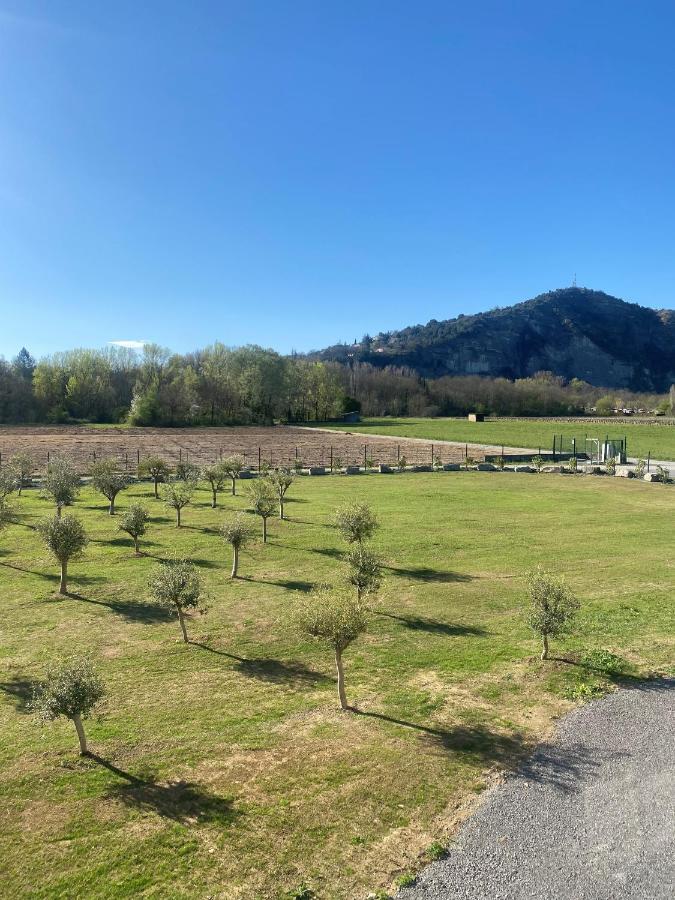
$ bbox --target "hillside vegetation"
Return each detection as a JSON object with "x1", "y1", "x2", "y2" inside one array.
[{"x1": 315, "y1": 288, "x2": 675, "y2": 392}]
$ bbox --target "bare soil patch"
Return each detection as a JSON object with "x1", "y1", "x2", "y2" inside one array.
[{"x1": 0, "y1": 425, "x2": 527, "y2": 474}]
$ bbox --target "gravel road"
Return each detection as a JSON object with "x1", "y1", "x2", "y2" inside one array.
[{"x1": 399, "y1": 679, "x2": 674, "y2": 900}]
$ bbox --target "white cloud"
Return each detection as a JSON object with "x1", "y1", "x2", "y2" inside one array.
[{"x1": 108, "y1": 340, "x2": 148, "y2": 350}]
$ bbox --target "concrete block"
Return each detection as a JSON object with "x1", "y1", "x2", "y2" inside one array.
[{"x1": 308, "y1": 466, "x2": 326, "y2": 476}]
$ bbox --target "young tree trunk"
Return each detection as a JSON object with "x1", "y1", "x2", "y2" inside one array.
[
  {"x1": 59, "y1": 560, "x2": 68, "y2": 594},
  {"x1": 541, "y1": 633, "x2": 549, "y2": 661},
  {"x1": 231, "y1": 546, "x2": 239, "y2": 578},
  {"x1": 109, "y1": 496, "x2": 115, "y2": 515},
  {"x1": 231, "y1": 477, "x2": 236, "y2": 496},
  {"x1": 335, "y1": 648, "x2": 348, "y2": 709},
  {"x1": 176, "y1": 507, "x2": 181, "y2": 527},
  {"x1": 134, "y1": 536, "x2": 140, "y2": 556},
  {"x1": 18, "y1": 483, "x2": 22, "y2": 497},
  {"x1": 279, "y1": 498, "x2": 285, "y2": 520},
  {"x1": 211, "y1": 488, "x2": 217, "y2": 509},
  {"x1": 72, "y1": 713, "x2": 88, "y2": 754},
  {"x1": 262, "y1": 517, "x2": 267, "y2": 543},
  {"x1": 177, "y1": 607, "x2": 188, "y2": 643},
  {"x1": 153, "y1": 478, "x2": 159, "y2": 499},
  {"x1": 56, "y1": 504, "x2": 62, "y2": 518}
]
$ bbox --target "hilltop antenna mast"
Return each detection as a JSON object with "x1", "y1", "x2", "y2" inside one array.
[{"x1": 572, "y1": 272, "x2": 577, "y2": 287}]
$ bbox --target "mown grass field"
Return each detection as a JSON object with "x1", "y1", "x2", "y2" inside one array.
[
  {"x1": 1, "y1": 472, "x2": 673, "y2": 899},
  {"x1": 312, "y1": 417, "x2": 675, "y2": 460}
]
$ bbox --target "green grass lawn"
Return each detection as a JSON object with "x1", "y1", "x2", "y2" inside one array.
[
  {"x1": 311, "y1": 417, "x2": 675, "y2": 460},
  {"x1": 1, "y1": 473, "x2": 673, "y2": 899}
]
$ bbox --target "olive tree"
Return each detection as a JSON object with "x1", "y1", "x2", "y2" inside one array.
[
  {"x1": 526, "y1": 569, "x2": 580, "y2": 660},
  {"x1": 221, "y1": 455, "x2": 245, "y2": 496},
  {"x1": 9, "y1": 452, "x2": 34, "y2": 495},
  {"x1": 220, "y1": 514, "x2": 251, "y2": 577},
  {"x1": 0, "y1": 468, "x2": 18, "y2": 503},
  {"x1": 30, "y1": 657, "x2": 105, "y2": 755},
  {"x1": 175, "y1": 461, "x2": 200, "y2": 482},
  {"x1": 0, "y1": 497, "x2": 13, "y2": 533},
  {"x1": 42, "y1": 458, "x2": 80, "y2": 516},
  {"x1": 201, "y1": 462, "x2": 228, "y2": 508},
  {"x1": 333, "y1": 502, "x2": 379, "y2": 544},
  {"x1": 163, "y1": 481, "x2": 194, "y2": 527},
  {"x1": 267, "y1": 467, "x2": 295, "y2": 520},
  {"x1": 138, "y1": 456, "x2": 170, "y2": 499},
  {"x1": 248, "y1": 478, "x2": 276, "y2": 543},
  {"x1": 295, "y1": 585, "x2": 368, "y2": 710},
  {"x1": 36, "y1": 514, "x2": 87, "y2": 594},
  {"x1": 345, "y1": 544, "x2": 382, "y2": 601},
  {"x1": 148, "y1": 557, "x2": 206, "y2": 643},
  {"x1": 118, "y1": 503, "x2": 150, "y2": 555},
  {"x1": 90, "y1": 459, "x2": 129, "y2": 515}
]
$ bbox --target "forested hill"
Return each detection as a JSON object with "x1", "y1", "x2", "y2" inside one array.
[{"x1": 313, "y1": 288, "x2": 675, "y2": 392}]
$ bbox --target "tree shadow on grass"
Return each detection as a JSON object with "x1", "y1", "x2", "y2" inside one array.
[
  {"x1": 95, "y1": 537, "x2": 161, "y2": 549},
  {"x1": 235, "y1": 657, "x2": 330, "y2": 685},
  {"x1": 0, "y1": 677, "x2": 33, "y2": 711},
  {"x1": 380, "y1": 613, "x2": 487, "y2": 637},
  {"x1": 550, "y1": 655, "x2": 643, "y2": 687},
  {"x1": 309, "y1": 547, "x2": 344, "y2": 560},
  {"x1": 253, "y1": 578, "x2": 315, "y2": 593},
  {"x1": 190, "y1": 557, "x2": 222, "y2": 570},
  {"x1": 190, "y1": 643, "x2": 330, "y2": 685},
  {"x1": 384, "y1": 565, "x2": 473, "y2": 583},
  {"x1": 0, "y1": 563, "x2": 107, "y2": 586},
  {"x1": 91, "y1": 756, "x2": 239, "y2": 826},
  {"x1": 352, "y1": 708, "x2": 525, "y2": 765},
  {"x1": 67, "y1": 593, "x2": 173, "y2": 624}
]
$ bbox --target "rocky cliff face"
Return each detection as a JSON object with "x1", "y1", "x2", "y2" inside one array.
[{"x1": 316, "y1": 288, "x2": 675, "y2": 390}]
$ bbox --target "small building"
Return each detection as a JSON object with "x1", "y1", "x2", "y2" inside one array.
[{"x1": 468, "y1": 413, "x2": 484, "y2": 422}]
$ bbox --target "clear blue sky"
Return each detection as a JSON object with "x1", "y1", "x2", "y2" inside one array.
[{"x1": 1, "y1": 1, "x2": 674, "y2": 360}]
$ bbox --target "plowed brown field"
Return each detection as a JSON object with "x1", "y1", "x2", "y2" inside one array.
[{"x1": 0, "y1": 425, "x2": 531, "y2": 474}]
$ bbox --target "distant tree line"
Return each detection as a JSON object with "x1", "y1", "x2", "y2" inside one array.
[{"x1": 0, "y1": 344, "x2": 670, "y2": 425}]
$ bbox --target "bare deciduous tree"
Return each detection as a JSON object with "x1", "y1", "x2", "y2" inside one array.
[
  {"x1": 248, "y1": 478, "x2": 276, "y2": 542},
  {"x1": 138, "y1": 456, "x2": 170, "y2": 499},
  {"x1": 148, "y1": 557, "x2": 207, "y2": 643},
  {"x1": 295, "y1": 585, "x2": 368, "y2": 710},
  {"x1": 36, "y1": 514, "x2": 88, "y2": 594},
  {"x1": 526, "y1": 568, "x2": 580, "y2": 660},
  {"x1": 163, "y1": 481, "x2": 194, "y2": 527},
  {"x1": 333, "y1": 502, "x2": 379, "y2": 544},
  {"x1": 30, "y1": 657, "x2": 105, "y2": 755},
  {"x1": 220, "y1": 514, "x2": 251, "y2": 577},
  {"x1": 118, "y1": 503, "x2": 150, "y2": 555}
]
